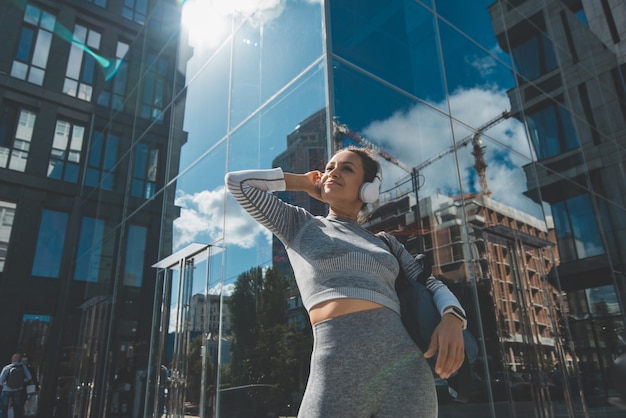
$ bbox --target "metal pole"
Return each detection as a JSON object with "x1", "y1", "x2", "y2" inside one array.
[
  {"x1": 200, "y1": 246, "x2": 212, "y2": 417},
  {"x1": 411, "y1": 167, "x2": 424, "y2": 253}
]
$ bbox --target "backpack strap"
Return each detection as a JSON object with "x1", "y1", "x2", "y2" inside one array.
[{"x1": 378, "y1": 232, "x2": 432, "y2": 283}]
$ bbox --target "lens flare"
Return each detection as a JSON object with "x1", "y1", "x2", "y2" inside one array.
[
  {"x1": 52, "y1": 23, "x2": 123, "y2": 81},
  {"x1": 12, "y1": 0, "x2": 123, "y2": 81}
]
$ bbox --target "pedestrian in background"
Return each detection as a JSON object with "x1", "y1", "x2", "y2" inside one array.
[{"x1": 0, "y1": 353, "x2": 32, "y2": 418}]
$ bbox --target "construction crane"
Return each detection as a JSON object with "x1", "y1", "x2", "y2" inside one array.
[
  {"x1": 333, "y1": 109, "x2": 511, "y2": 197},
  {"x1": 333, "y1": 110, "x2": 511, "y2": 249},
  {"x1": 333, "y1": 121, "x2": 413, "y2": 173}
]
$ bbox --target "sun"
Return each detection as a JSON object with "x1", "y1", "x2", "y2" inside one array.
[
  {"x1": 181, "y1": 0, "x2": 230, "y2": 48},
  {"x1": 181, "y1": 0, "x2": 286, "y2": 48}
]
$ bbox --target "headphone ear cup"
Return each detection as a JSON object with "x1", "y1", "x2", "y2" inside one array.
[{"x1": 359, "y1": 176, "x2": 381, "y2": 204}]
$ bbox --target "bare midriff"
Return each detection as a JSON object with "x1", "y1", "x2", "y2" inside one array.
[{"x1": 308, "y1": 298, "x2": 385, "y2": 325}]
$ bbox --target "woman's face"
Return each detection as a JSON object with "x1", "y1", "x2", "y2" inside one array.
[{"x1": 321, "y1": 150, "x2": 365, "y2": 205}]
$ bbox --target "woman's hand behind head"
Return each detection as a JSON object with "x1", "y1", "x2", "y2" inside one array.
[{"x1": 305, "y1": 170, "x2": 324, "y2": 201}]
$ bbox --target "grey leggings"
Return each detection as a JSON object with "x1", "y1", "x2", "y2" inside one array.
[{"x1": 298, "y1": 307, "x2": 437, "y2": 418}]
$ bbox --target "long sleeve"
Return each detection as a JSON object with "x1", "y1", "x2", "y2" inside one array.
[
  {"x1": 225, "y1": 168, "x2": 313, "y2": 245},
  {"x1": 380, "y1": 232, "x2": 466, "y2": 317},
  {"x1": 0, "y1": 365, "x2": 8, "y2": 385}
]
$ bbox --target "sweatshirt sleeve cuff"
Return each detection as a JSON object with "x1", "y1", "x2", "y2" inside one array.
[
  {"x1": 433, "y1": 289, "x2": 466, "y2": 317},
  {"x1": 225, "y1": 167, "x2": 286, "y2": 192},
  {"x1": 266, "y1": 167, "x2": 286, "y2": 191}
]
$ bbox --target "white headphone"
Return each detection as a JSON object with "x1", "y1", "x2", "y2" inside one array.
[{"x1": 359, "y1": 166, "x2": 382, "y2": 204}]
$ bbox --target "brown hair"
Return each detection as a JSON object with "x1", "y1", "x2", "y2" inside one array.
[
  {"x1": 336, "y1": 146, "x2": 381, "y2": 221},
  {"x1": 339, "y1": 145, "x2": 380, "y2": 185}
]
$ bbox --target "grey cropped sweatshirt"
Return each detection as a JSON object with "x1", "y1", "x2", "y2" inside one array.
[{"x1": 225, "y1": 167, "x2": 464, "y2": 317}]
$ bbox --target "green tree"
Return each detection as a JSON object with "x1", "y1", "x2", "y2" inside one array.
[
  {"x1": 259, "y1": 267, "x2": 289, "y2": 327},
  {"x1": 186, "y1": 334, "x2": 211, "y2": 404},
  {"x1": 228, "y1": 265, "x2": 312, "y2": 412},
  {"x1": 229, "y1": 266, "x2": 263, "y2": 384}
]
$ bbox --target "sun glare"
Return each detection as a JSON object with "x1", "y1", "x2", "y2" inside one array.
[
  {"x1": 181, "y1": 0, "x2": 286, "y2": 48},
  {"x1": 181, "y1": 0, "x2": 229, "y2": 48}
]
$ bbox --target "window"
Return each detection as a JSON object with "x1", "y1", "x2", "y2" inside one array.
[
  {"x1": 97, "y1": 41, "x2": 130, "y2": 110},
  {"x1": 123, "y1": 225, "x2": 147, "y2": 286},
  {"x1": 527, "y1": 100, "x2": 579, "y2": 159},
  {"x1": 140, "y1": 53, "x2": 168, "y2": 122},
  {"x1": 131, "y1": 142, "x2": 159, "y2": 198},
  {"x1": 85, "y1": 0, "x2": 107, "y2": 8},
  {"x1": 507, "y1": 0, "x2": 528, "y2": 8},
  {"x1": 510, "y1": 16, "x2": 557, "y2": 81},
  {"x1": 452, "y1": 243, "x2": 464, "y2": 262},
  {"x1": 562, "y1": 0, "x2": 588, "y2": 26},
  {"x1": 85, "y1": 130, "x2": 119, "y2": 190},
  {"x1": 48, "y1": 120, "x2": 85, "y2": 183},
  {"x1": 32, "y1": 210, "x2": 69, "y2": 278},
  {"x1": 0, "y1": 105, "x2": 36, "y2": 172},
  {"x1": 74, "y1": 216, "x2": 114, "y2": 283},
  {"x1": 11, "y1": 4, "x2": 55, "y2": 86},
  {"x1": 552, "y1": 194, "x2": 604, "y2": 262},
  {"x1": 587, "y1": 285, "x2": 621, "y2": 317},
  {"x1": 122, "y1": 0, "x2": 147, "y2": 24},
  {"x1": 0, "y1": 201, "x2": 16, "y2": 272},
  {"x1": 63, "y1": 24, "x2": 102, "y2": 101},
  {"x1": 600, "y1": 0, "x2": 619, "y2": 44}
]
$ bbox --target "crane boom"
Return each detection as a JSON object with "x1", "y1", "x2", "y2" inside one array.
[
  {"x1": 333, "y1": 109, "x2": 511, "y2": 194},
  {"x1": 333, "y1": 122, "x2": 413, "y2": 172},
  {"x1": 412, "y1": 109, "x2": 511, "y2": 173}
]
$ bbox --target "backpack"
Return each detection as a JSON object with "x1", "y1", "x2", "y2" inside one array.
[
  {"x1": 5, "y1": 364, "x2": 26, "y2": 389},
  {"x1": 380, "y1": 233, "x2": 479, "y2": 402}
]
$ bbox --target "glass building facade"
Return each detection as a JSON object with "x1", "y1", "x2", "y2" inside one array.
[{"x1": 0, "y1": 0, "x2": 625, "y2": 417}]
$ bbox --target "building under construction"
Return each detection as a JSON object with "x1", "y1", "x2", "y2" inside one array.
[{"x1": 365, "y1": 189, "x2": 567, "y2": 401}]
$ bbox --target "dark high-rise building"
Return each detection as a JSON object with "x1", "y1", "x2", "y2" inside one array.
[
  {"x1": 490, "y1": 0, "x2": 626, "y2": 403},
  {"x1": 0, "y1": 0, "x2": 189, "y2": 416}
]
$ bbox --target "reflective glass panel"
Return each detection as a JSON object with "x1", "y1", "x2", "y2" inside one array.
[
  {"x1": 0, "y1": 200, "x2": 16, "y2": 272},
  {"x1": 552, "y1": 193, "x2": 604, "y2": 261},
  {"x1": 32, "y1": 210, "x2": 69, "y2": 278},
  {"x1": 123, "y1": 224, "x2": 147, "y2": 287},
  {"x1": 330, "y1": 0, "x2": 446, "y2": 105},
  {"x1": 180, "y1": 44, "x2": 230, "y2": 169},
  {"x1": 74, "y1": 216, "x2": 114, "y2": 283},
  {"x1": 229, "y1": 0, "x2": 323, "y2": 128}
]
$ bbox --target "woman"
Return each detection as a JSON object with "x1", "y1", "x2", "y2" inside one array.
[{"x1": 225, "y1": 146, "x2": 466, "y2": 417}]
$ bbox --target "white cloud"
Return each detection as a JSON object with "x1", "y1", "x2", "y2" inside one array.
[
  {"x1": 363, "y1": 87, "x2": 541, "y2": 216},
  {"x1": 465, "y1": 43, "x2": 510, "y2": 79},
  {"x1": 173, "y1": 186, "x2": 272, "y2": 251},
  {"x1": 209, "y1": 282, "x2": 235, "y2": 296},
  {"x1": 466, "y1": 54, "x2": 497, "y2": 78}
]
